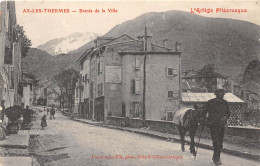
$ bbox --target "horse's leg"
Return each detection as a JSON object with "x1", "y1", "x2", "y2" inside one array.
[
  {"x1": 179, "y1": 125, "x2": 185, "y2": 152},
  {"x1": 189, "y1": 127, "x2": 196, "y2": 156}
]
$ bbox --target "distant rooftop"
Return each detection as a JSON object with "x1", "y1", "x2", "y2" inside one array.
[{"x1": 182, "y1": 92, "x2": 244, "y2": 103}]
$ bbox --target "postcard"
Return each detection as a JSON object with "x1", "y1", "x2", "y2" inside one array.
[{"x1": 0, "y1": 0, "x2": 259, "y2": 166}]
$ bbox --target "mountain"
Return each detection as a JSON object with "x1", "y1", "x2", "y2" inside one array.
[
  {"x1": 37, "y1": 32, "x2": 99, "y2": 56},
  {"x1": 22, "y1": 48, "x2": 80, "y2": 80},
  {"x1": 103, "y1": 11, "x2": 260, "y2": 81},
  {"x1": 25, "y1": 10, "x2": 260, "y2": 83}
]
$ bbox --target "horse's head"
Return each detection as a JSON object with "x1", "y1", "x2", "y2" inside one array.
[{"x1": 193, "y1": 103, "x2": 207, "y2": 125}]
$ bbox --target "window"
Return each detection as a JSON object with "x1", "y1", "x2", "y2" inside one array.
[
  {"x1": 5, "y1": 9, "x2": 9, "y2": 33},
  {"x1": 76, "y1": 88, "x2": 78, "y2": 98},
  {"x1": 97, "y1": 83, "x2": 103, "y2": 96},
  {"x1": 134, "y1": 103, "x2": 140, "y2": 117},
  {"x1": 168, "y1": 91, "x2": 174, "y2": 99},
  {"x1": 167, "y1": 68, "x2": 174, "y2": 76},
  {"x1": 134, "y1": 57, "x2": 140, "y2": 70},
  {"x1": 135, "y1": 79, "x2": 141, "y2": 94},
  {"x1": 131, "y1": 102, "x2": 141, "y2": 118},
  {"x1": 130, "y1": 79, "x2": 135, "y2": 94},
  {"x1": 80, "y1": 62, "x2": 84, "y2": 70},
  {"x1": 85, "y1": 74, "x2": 88, "y2": 84},
  {"x1": 90, "y1": 82, "x2": 93, "y2": 98},
  {"x1": 130, "y1": 79, "x2": 141, "y2": 94},
  {"x1": 166, "y1": 111, "x2": 174, "y2": 121},
  {"x1": 192, "y1": 78, "x2": 195, "y2": 83},
  {"x1": 167, "y1": 67, "x2": 178, "y2": 76}
]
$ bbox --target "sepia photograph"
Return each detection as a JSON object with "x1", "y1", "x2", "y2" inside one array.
[{"x1": 0, "y1": 0, "x2": 259, "y2": 165}]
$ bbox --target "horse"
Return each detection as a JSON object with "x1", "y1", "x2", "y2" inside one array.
[{"x1": 173, "y1": 104, "x2": 206, "y2": 156}]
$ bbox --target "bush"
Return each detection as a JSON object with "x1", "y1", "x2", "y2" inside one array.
[{"x1": 5, "y1": 105, "x2": 22, "y2": 123}]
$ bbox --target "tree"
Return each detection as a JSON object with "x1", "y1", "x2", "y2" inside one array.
[
  {"x1": 53, "y1": 68, "x2": 79, "y2": 112},
  {"x1": 16, "y1": 25, "x2": 32, "y2": 58},
  {"x1": 242, "y1": 59, "x2": 260, "y2": 83}
]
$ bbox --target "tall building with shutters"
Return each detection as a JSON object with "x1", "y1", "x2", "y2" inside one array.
[
  {"x1": 0, "y1": 1, "x2": 22, "y2": 108},
  {"x1": 75, "y1": 34, "x2": 181, "y2": 121}
]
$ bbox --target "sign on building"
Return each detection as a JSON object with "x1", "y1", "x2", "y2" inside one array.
[{"x1": 105, "y1": 66, "x2": 121, "y2": 83}]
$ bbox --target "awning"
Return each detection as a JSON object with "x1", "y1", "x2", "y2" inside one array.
[{"x1": 182, "y1": 92, "x2": 244, "y2": 103}]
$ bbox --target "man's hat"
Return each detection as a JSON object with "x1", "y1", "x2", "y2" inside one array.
[{"x1": 214, "y1": 89, "x2": 226, "y2": 95}]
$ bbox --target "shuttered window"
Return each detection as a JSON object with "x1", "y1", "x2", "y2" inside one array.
[
  {"x1": 85, "y1": 74, "x2": 88, "y2": 84},
  {"x1": 98, "y1": 61, "x2": 103, "y2": 74},
  {"x1": 135, "y1": 79, "x2": 141, "y2": 94},
  {"x1": 130, "y1": 79, "x2": 141, "y2": 94},
  {"x1": 90, "y1": 82, "x2": 93, "y2": 98},
  {"x1": 130, "y1": 79, "x2": 135, "y2": 94},
  {"x1": 135, "y1": 57, "x2": 140, "y2": 70}
]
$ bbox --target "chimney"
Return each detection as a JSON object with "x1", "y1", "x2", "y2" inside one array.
[
  {"x1": 163, "y1": 39, "x2": 168, "y2": 48},
  {"x1": 230, "y1": 80, "x2": 234, "y2": 93},
  {"x1": 94, "y1": 39, "x2": 97, "y2": 48}
]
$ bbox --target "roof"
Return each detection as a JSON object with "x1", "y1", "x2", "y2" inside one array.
[{"x1": 182, "y1": 92, "x2": 244, "y2": 103}]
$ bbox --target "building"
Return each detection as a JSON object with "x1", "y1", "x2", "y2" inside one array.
[
  {"x1": 75, "y1": 32, "x2": 181, "y2": 121},
  {"x1": 182, "y1": 64, "x2": 227, "y2": 92},
  {"x1": 0, "y1": 1, "x2": 22, "y2": 108},
  {"x1": 226, "y1": 79, "x2": 243, "y2": 99},
  {"x1": 19, "y1": 74, "x2": 34, "y2": 108},
  {"x1": 241, "y1": 81, "x2": 260, "y2": 110},
  {"x1": 33, "y1": 80, "x2": 60, "y2": 107}
]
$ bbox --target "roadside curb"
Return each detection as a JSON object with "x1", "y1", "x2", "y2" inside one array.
[{"x1": 73, "y1": 119, "x2": 260, "y2": 161}]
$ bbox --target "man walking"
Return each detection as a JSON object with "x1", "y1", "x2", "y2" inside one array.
[{"x1": 204, "y1": 89, "x2": 231, "y2": 165}]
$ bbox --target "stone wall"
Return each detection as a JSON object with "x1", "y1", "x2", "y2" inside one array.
[{"x1": 107, "y1": 116, "x2": 260, "y2": 141}]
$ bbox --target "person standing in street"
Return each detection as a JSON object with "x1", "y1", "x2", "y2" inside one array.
[
  {"x1": 50, "y1": 105, "x2": 55, "y2": 120},
  {"x1": 41, "y1": 115, "x2": 47, "y2": 130},
  {"x1": 23, "y1": 105, "x2": 32, "y2": 124},
  {"x1": 0, "y1": 101, "x2": 6, "y2": 140},
  {"x1": 47, "y1": 108, "x2": 49, "y2": 115},
  {"x1": 203, "y1": 89, "x2": 231, "y2": 165}
]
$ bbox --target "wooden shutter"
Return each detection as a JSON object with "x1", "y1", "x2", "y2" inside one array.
[
  {"x1": 99, "y1": 61, "x2": 103, "y2": 74},
  {"x1": 100, "y1": 83, "x2": 103, "y2": 96},
  {"x1": 135, "y1": 57, "x2": 140, "y2": 70},
  {"x1": 135, "y1": 79, "x2": 140, "y2": 94},
  {"x1": 130, "y1": 79, "x2": 135, "y2": 94}
]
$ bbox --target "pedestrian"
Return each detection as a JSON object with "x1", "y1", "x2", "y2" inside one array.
[
  {"x1": 47, "y1": 108, "x2": 49, "y2": 115},
  {"x1": 41, "y1": 115, "x2": 47, "y2": 130},
  {"x1": 0, "y1": 100, "x2": 5, "y2": 122},
  {"x1": 43, "y1": 107, "x2": 46, "y2": 114},
  {"x1": 203, "y1": 89, "x2": 231, "y2": 165},
  {"x1": 23, "y1": 105, "x2": 32, "y2": 124},
  {"x1": 0, "y1": 103, "x2": 6, "y2": 140},
  {"x1": 50, "y1": 105, "x2": 55, "y2": 120}
]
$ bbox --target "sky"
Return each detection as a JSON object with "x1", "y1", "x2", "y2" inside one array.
[{"x1": 15, "y1": 0, "x2": 260, "y2": 47}]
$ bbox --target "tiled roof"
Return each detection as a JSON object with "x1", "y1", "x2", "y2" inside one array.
[{"x1": 182, "y1": 92, "x2": 244, "y2": 103}]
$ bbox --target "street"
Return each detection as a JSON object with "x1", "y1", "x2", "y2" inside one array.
[{"x1": 30, "y1": 107, "x2": 259, "y2": 166}]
